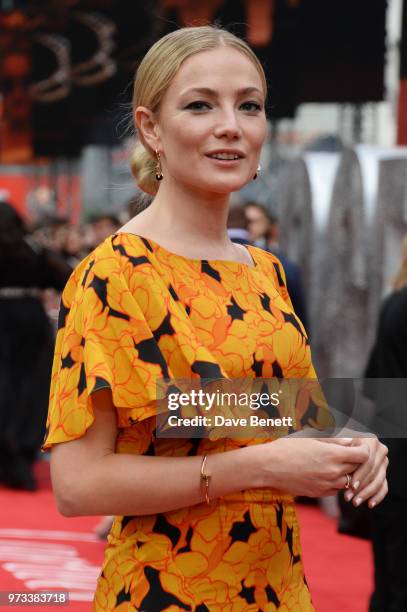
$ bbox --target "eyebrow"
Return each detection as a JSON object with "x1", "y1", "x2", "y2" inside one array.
[{"x1": 180, "y1": 86, "x2": 264, "y2": 97}]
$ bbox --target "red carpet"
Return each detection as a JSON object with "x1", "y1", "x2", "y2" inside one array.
[
  {"x1": 0, "y1": 462, "x2": 104, "y2": 611},
  {"x1": 0, "y1": 461, "x2": 373, "y2": 611},
  {"x1": 297, "y1": 503, "x2": 373, "y2": 611}
]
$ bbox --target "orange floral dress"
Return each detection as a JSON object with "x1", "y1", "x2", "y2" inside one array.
[{"x1": 43, "y1": 233, "x2": 328, "y2": 611}]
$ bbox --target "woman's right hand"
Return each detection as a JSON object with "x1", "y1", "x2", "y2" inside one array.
[{"x1": 251, "y1": 437, "x2": 370, "y2": 498}]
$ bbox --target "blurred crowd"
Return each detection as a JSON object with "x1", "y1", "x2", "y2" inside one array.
[
  {"x1": 31, "y1": 212, "x2": 122, "y2": 269},
  {"x1": 0, "y1": 200, "x2": 131, "y2": 493}
]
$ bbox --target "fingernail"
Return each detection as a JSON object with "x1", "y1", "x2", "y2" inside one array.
[
  {"x1": 345, "y1": 491, "x2": 354, "y2": 502},
  {"x1": 352, "y1": 481, "x2": 360, "y2": 490},
  {"x1": 354, "y1": 497, "x2": 362, "y2": 507},
  {"x1": 369, "y1": 500, "x2": 376, "y2": 508}
]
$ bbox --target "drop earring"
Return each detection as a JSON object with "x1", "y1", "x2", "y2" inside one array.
[
  {"x1": 253, "y1": 164, "x2": 261, "y2": 180},
  {"x1": 155, "y1": 149, "x2": 163, "y2": 181}
]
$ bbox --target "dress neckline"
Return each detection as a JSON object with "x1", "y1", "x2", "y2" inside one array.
[{"x1": 113, "y1": 232, "x2": 259, "y2": 270}]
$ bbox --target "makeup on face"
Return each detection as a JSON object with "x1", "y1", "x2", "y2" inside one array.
[{"x1": 155, "y1": 46, "x2": 267, "y2": 195}]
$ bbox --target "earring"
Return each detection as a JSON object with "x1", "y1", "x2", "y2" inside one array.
[
  {"x1": 253, "y1": 164, "x2": 261, "y2": 180},
  {"x1": 155, "y1": 149, "x2": 163, "y2": 181}
]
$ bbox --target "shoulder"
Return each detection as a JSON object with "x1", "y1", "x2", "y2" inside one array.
[
  {"x1": 60, "y1": 236, "x2": 123, "y2": 307},
  {"x1": 250, "y1": 245, "x2": 283, "y2": 267},
  {"x1": 250, "y1": 246, "x2": 295, "y2": 310},
  {"x1": 266, "y1": 249, "x2": 303, "y2": 284},
  {"x1": 65, "y1": 233, "x2": 152, "y2": 289},
  {"x1": 250, "y1": 246, "x2": 288, "y2": 287},
  {"x1": 60, "y1": 233, "x2": 163, "y2": 311}
]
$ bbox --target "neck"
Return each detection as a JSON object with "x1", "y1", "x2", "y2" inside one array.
[{"x1": 137, "y1": 178, "x2": 232, "y2": 248}]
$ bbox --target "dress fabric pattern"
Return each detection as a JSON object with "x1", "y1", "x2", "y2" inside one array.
[{"x1": 43, "y1": 233, "x2": 328, "y2": 611}]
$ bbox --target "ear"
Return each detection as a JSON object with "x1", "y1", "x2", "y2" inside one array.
[{"x1": 134, "y1": 106, "x2": 161, "y2": 153}]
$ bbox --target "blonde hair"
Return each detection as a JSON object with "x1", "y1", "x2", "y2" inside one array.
[
  {"x1": 392, "y1": 234, "x2": 407, "y2": 291},
  {"x1": 130, "y1": 25, "x2": 267, "y2": 195}
]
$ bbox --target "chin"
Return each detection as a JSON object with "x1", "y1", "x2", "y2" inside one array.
[{"x1": 199, "y1": 175, "x2": 251, "y2": 195}]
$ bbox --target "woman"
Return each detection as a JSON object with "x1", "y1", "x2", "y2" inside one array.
[
  {"x1": 44, "y1": 27, "x2": 388, "y2": 610},
  {"x1": 0, "y1": 201, "x2": 70, "y2": 490},
  {"x1": 364, "y1": 235, "x2": 407, "y2": 612}
]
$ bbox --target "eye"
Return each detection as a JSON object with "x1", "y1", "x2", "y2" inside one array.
[
  {"x1": 184, "y1": 101, "x2": 211, "y2": 111},
  {"x1": 240, "y1": 101, "x2": 263, "y2": 112}
]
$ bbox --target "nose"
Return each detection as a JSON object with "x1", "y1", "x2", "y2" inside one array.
[{"x1": 213, "y1": 107, "x2": 242, "y2": 140}]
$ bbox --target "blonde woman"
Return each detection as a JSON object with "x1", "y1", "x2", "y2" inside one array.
[{"x1": 44, "y1": 26, "x2": 388, "y2": 610}]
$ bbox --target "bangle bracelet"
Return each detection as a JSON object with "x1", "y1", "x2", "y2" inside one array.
[{"x1": 200, "y1": 455, "x2": 211, "y2": 505}]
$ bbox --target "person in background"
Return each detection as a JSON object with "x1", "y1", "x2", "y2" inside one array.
[
  {"x1": 30, "y1": 216, "x2": 79, "y2": 330},
  {"x1": 244, "y1": 200, "x2": 270, "y2": 249},
  {"x1": 227, "y1": 204, "x2": 252, "y2": 245},
  {"x1": 0, "y1": 202, "x2": 71, "y2": 490},
  {"x1": 364, "y1": 234, "x2": 407, "y2": 612},
  {"x1": 60, "y1": 225, "x2": 85, "y2": 268},
  {"x1": 88, "y1": 213, "x2": 121, "y2": 250},
  {"x1": 31, "y1": 215, "x2": 70, "y2": 255},
  {"x1": 244, "y1": 201, "x2": 308, "y2": 332}
]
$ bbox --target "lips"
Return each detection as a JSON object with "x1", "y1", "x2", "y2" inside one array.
[
  {"x1": 205, "y1": 150, "x2": 245, "y2": 161},
  {"x1": 206, "y1": 151, "x2": 244, "y2": 167}
]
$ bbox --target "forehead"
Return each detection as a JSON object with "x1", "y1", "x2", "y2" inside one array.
[
  {"x1": 167, "y1": 46, "x2": 264, "y2": 96},
  {"x1": 246, "y1": 206, "x2": 267, "y2": 219}
]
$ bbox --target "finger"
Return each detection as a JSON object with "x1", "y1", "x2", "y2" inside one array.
[
  {"x1": 333, "y1": 444, "x2": 370, "y2": 465},
  {"x1": 336, "y1": 473, "x2": 352, "y2": 491},
  {"x1": 350, "y1": 457, "x2": 375, "y2": 492},
  {"x1": 332, "y1": 470, "x2": 357, "y2": 491},
  {"x1": 317, "y1": 440, "x2": 369, "y2": 464},
  {"x1": 347, "y1": 443, "x2": 375, "y2": 488},
  {"x1": 317, "y1": 437, "x2": 353, "y2": 446},
  {"x1": 351, "y1": 464, "x2": 388, "y2": 507},
  {"x1": 341, "y1": 462, "x2": 360, "y2": 474},
  {"x1": 350, "y1": 444, "x2": 387, "y2": 492},
  {"x1": 344, "y1": 456, "x2": 388, "y2": 502},
  {"x1": 367, "y1": 479, "x2": 388, "y2": 509},
  {"x1": 329, "y1": 464, "x2": 359, "y2": 490},
  {"x1": 351, "y1": 433, "x2": 377, "y2": 441}
]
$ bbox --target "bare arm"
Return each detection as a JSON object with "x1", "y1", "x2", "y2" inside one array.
[
  {"x1": 50, "y1": 388, "x2": 262, "y2": 516},
  {"x1": 50, "y1": 389, "x2": 374, "y2": 517}
]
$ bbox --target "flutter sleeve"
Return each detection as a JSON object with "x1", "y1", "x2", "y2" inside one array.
[{"x1": 42, "y1": 242, "x2": 166, "y2": 449}]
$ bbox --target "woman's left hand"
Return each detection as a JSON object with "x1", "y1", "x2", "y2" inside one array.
[{"x1": 344, "y1": 437, "x2": 389, "y2": 509}]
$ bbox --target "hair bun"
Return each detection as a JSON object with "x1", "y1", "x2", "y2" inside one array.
[{"x1": 130, "y1": 143, "x2": 158, "y2": 196}]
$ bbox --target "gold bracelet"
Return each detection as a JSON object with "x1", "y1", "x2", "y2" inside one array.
[{"x1": 200, "y1": 455, "x2": 211, "y2": 505}]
